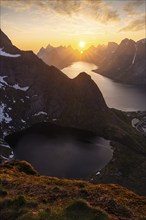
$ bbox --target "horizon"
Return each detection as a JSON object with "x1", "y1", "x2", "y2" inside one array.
[{"x1": 1, "y1": 0, "x2": 146, "y2": 53}]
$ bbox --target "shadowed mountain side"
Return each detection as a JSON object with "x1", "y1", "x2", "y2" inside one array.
[{"x1": 96, "y1": 38, "x2": 146, "y2": 85}]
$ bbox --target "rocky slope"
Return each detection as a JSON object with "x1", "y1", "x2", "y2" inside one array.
[
  {"x1": 0, "y1": 160, "x2": 146, "y2": 220},
  {"x1": 96, "y1": 38, "x2": 146, "y2": 85}
]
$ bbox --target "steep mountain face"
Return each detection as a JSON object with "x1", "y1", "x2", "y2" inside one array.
[
  {"x1": 37, "y1": 44, "x2": 80, "y2": 69},
  {"x1": 96, "y1": 38, "x2": 146, "y2": 85},
  {"x1": 0, "y1": 29, "x2": 108, "y2": 139}
]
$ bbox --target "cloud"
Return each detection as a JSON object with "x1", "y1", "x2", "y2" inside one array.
[
  {"x1": 123, "y1": 0, "x2": 145, "y2": 15},
  {"x1": 1, "y1": 0, "x2": 120, "y2": 23},
  {"x1": 102, "y1": 6, "x2": 120, "y2": 23},
  {"x1": 119, "y1": 15, "x2": 146, "y2": 32}
]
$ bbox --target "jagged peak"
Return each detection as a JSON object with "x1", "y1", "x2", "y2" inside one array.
[
  {"x1": 137, "y1": 38, "x2": 146, "y2": 44},
  {"x1": 0, "y1": 29, "x2": 13, "y2": 47},
  {"x1": 46, "y1": 44, "x2": 54, "y2": 50},
  {"x1": 120, "y1": 38, "x2": 135, "y2": 45}
]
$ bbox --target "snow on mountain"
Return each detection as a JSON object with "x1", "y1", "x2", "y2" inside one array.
[
  {"x1": 97, "y1": 38, "x2": 146, "y2": 85},
  {"x1": 132, "y1": 44, "x2": 137, "y2": 65},
  {"x1": 0, "y1": 103, "x2": 12, "y2": 124},
  {"x1": 0, "y1": 76, "x2": 8, "y2": 88},
  {"x1": 12, "y1": 83, "x2": 29, "y2": 91},
  {"x1": 34, "y1": 111, "x2": 47, "y2": 116},
  {"x1": 0, "y1": 48, "x2": 21, "y2": 57}
]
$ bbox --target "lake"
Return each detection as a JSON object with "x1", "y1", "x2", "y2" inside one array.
[
  {"x1": 12, "y1": 124, "x2": 113, "y2": 179},
  {"x1": 62, "y1": 61, "x2": 146, "y2": 111}
]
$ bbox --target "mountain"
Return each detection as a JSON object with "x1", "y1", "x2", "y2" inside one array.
[
  {"x1": 37, "y1": 38, "x2": 145, "y2": 85},
  {"x1": 0, "y1": 29, "x2": 110, "y2": 138},
  {"x1": 82, "y1": 42, "x2": 118, "y2": 65},
  {"x1": 37, "y1": 44, "x2": 80, "y2": 69},
  {"x1": 0, "y1": 30, "x2": 146, "y2": 196},
  {"x1": 96, "y1": 38, "x2": 146, "y2": 85}
]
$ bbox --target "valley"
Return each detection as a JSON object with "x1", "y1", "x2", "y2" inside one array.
[{"x1": 0, "y1": 22, "x2": 146, "y2": 219}]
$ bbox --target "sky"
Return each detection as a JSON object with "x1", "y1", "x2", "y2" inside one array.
[{"x1": 1, "y1": 0, "x2": 146, "y2": 53}]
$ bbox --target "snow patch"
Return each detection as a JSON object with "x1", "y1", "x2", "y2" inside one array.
[
  {"x1": 0, "y1": 103, "x2": 12, "y2": 124},
  {"x1": 132, "y1": 118, "x2": 139, "y2": 127},
  {"x1": 12, "y1": 83, "x2": 29, "y2": 91},
  {"x1": 132, "y1": 44, "x2": 137, "y2": 65},
  {"x1": 0, "y1": 76, "x2": 8, "y2": 88},
  {"x1": 0, "y1": 48, "x2": 21, "y2": 57},
  {"x1": 0, "y1": 143, "x2": 10, "y2": 149},
  {"x1": 0, "y1": 76, "x2": 29, "y2": 91},
  {"x1": 34, "y1": 111, "x2": 47, "y2": 116},
  {"x1": 21, "y1": 119, "x2": 26, "y2": 123}
]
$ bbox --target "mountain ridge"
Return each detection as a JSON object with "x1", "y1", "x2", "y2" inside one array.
[
  {"x1": 0, "y1": 30, "x2": 146, "y2": 196},
  {"x1": 37, "y1": 37, "x2": 146, "y2": 85}
]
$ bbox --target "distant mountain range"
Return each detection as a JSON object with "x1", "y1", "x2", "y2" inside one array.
[
  {"x1": 37, "y1": 44, "x2": 80, "y2": 69},
  {"x1": 38, "y1": 38, "x2": 146, "y2": 85},
  {"x1": 96, "y1": 38, "x2": 146, "y2": 85},
  {"x1": 0, "y1": 29, "x2": 146, "y2": 195}
]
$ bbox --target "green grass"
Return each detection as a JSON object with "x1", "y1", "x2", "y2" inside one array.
[{"x1": 0, "y1": 161, "x2": 146, "y2": 220}]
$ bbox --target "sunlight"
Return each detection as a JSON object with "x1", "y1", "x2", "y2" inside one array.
[{"x1": 79, "y1": 41, "x2": 85, "y2": 48}]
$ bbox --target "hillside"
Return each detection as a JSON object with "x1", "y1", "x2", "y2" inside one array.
[{"x1": 0, "y1": 160, "x2": 146, "y2": 220}]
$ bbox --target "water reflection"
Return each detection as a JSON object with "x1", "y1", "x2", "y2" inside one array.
[
  {"x1": 62, "y1": 62, "x2": 146, "y2": 111},
  {"x1": 14, "y1": 133, "x2": 112, "y2": 179}
]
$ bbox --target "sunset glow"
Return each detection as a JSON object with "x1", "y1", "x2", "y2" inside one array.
[
  {"x1": 79, "y1": 41, "x2": 85, "y2": 48},
  {"x1": 1, "y1": 0, "x2": 145, "y2": 53}
]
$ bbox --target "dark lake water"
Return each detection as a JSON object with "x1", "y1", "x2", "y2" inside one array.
[
  {"x1": 62, "y1": 62, "x2": 146, "y2": 111},
  {"x1": 13, "y1": 126, "x2": 112, "y2": 179}
]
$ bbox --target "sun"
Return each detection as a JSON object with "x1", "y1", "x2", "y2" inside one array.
[{"x1": 79, "y1": 41, "x2": 85, "y2": 48}]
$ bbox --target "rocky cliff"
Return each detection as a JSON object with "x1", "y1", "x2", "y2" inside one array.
[{"x1": 96, "y1": 38, "x2": 146, "y2": 85}]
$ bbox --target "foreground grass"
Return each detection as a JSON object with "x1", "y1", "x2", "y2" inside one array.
[{"x1": 0, "y1": 161, "x2": 146, "y2": 220}]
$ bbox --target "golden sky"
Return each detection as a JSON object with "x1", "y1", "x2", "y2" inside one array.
[{"x1": 1, "y1": 0, "x2": 146, "y2": 53}]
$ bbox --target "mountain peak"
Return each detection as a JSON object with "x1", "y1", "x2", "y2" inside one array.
[
  {"x1": 121, "y1": 38, "x2": 135, "y2": 45},
  {"x1": 0, "y1": 29, "x2": 20, "y2": 54},
  {"x1": 76, "y1": 72, "x2": 91, "y2": 80},
  {"x1": 137, "y1": 38, "x2": 146, "y2": 44},
  {"x1": 0, "y1": 29, "x2": 12, "y2": 48}
]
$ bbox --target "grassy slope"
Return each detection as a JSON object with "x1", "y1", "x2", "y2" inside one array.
[{"x1": 0, "y1": 161, "x2": 146, "y2": 220}]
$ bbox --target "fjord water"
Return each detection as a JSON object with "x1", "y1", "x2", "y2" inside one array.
[
  {"x1": 14, "y1": 132, "x2": 112, "y2": 179},
  {"x1": 62, "y1": 62, "x2": 146, "y2": 111}
]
